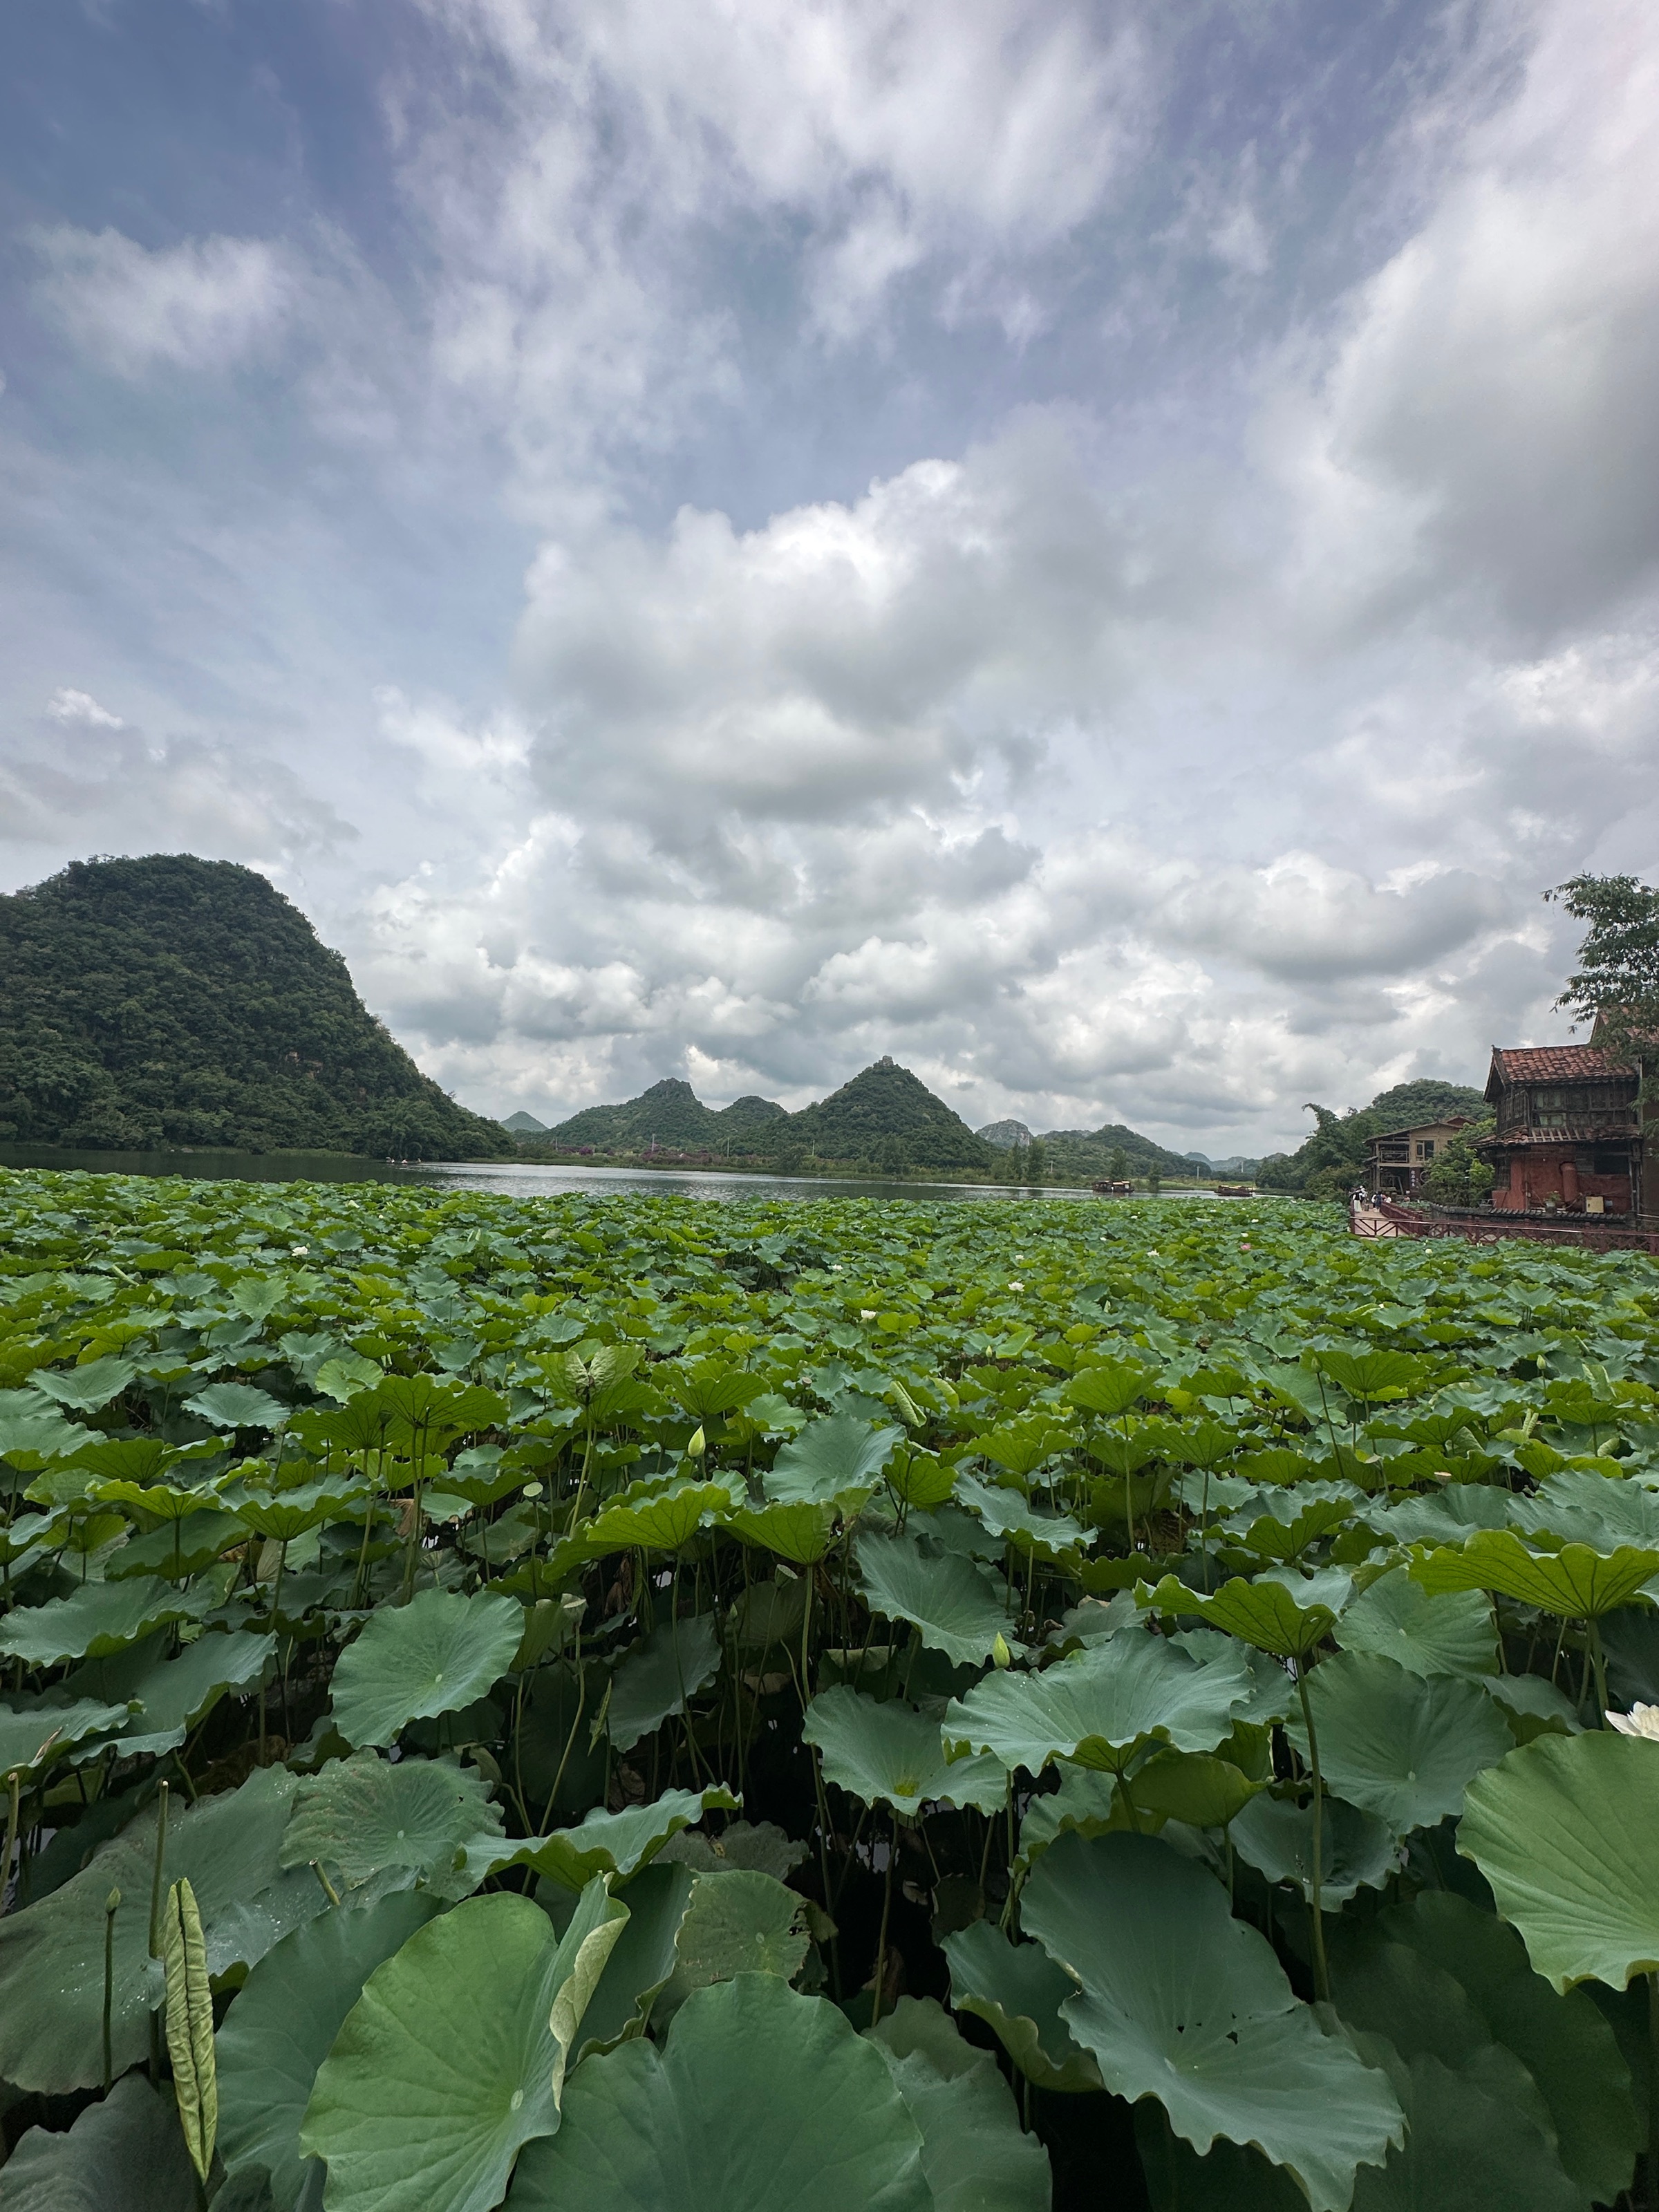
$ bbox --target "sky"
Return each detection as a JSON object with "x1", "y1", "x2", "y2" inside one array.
[{"x1": 2, "y1": 0, "x2": 1656, "y2": 1156}]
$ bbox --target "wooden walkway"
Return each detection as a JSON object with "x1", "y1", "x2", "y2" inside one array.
[{"x1": 1350, "y1": 1194, "x2": 1659, "y2": 1254}]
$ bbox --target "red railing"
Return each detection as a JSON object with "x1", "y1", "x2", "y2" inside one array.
[{"x1": 1353, "y1": 1193, "x2": 1659, "y2": 1254}]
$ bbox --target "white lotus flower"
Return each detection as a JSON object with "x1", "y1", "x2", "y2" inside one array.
[
  {"x1": 860, "y1": 1309, "x2": 877, "y2": 1321},
  {"x1": 1608, "y1": 1704, "x2": 1659, "y2": 1740},
  {"x1": 1008, "y1": 1281, "x2": 1024, "y2": 1292}
]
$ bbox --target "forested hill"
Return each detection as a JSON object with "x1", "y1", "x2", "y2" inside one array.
[
  {"x1": 1257, "y1": 1078, "x2": 1489, "y2": 1198},
  {"x1": 0, "y1": 856, "x2": 512, "y2": 1159},
  {"x1": 541, "y1": 1060, "x2": 991, "y2": 1172}
]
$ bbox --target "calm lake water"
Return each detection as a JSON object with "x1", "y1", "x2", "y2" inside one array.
[{"x1": 0, "y1": 1145, "x2": 1225, "y2": 1206}]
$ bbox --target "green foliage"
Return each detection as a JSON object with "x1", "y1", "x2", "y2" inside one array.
[
  {"x1": 1547, "y1": 870, "x2": 1659, "y2": 1063},
  {"x1": 2, "y1": 1162, "x2": 1658, "y2": 2209},
  {"x1": 0, "y1": 854, "x2": 513, "y2": 1156},
  {"x1": 1257, "y1": 1080, "x2": 1488, "y2": 1197}
]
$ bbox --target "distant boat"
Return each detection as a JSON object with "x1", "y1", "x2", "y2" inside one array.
[
  {"x1": 1215, "y1": 1183, "x2": 1253, "y2": 1197},
  {"x1": 1091, "y1": 1179, "x2": 1134, "y2": 1195}
]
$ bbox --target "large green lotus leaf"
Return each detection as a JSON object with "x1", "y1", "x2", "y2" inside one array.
[
  {"x1": 1062, "y1": 1360, "x2": 1150, "y2": 1418},
  {"x1": 1411, "y1": 1531, "x2": 1659, "y2": 1618},
  {"x1": 765, "y1": 1414, "x2": 903, "y2": 1503},
  {"x1": 1016, "y1": 1768, "x2": 1139, "y2": 1871},
  {"x1": 803, "y1": 1688, "x2": 1008, "y2": 1816},
  {"x1": 182, "y1": 1382, "x2": 288, "y2": 1431},
  {"x1": 1312, "y1": 1348, "x2": 1425, "y2": 1403},
  {"x1": 0, "y1": 1695, "x2": 138, "y2": 1781},
  {"x1": 1285, "y1": 1651, "x2": 1511, "y2": 1834},
  {"x1": 727, "y1": 1499, "x2": 845, "y2": 1564},
  {"x1": 30, "y1": 1356, "x2": 139, "y2": 1413},
  {"x1": 0, "y1": 2072, "x2": 197, "y2": 2212},
  {"x1": 944, "y1": 1633, "x2": 1250, "y2": 1777},
  {"x1": 868, "y1": 1996, "x2": 1052, "y2": 2212},
  {"x1": 1338, "y1": 2019, "x2": 1582, "y2": 2212},
  {"x1": 1138, "y1": 1568, "x2": 1352, "y2": 1659},
  {"x1": 657, "y1": 1819, "x2": 806, "y2": 1881},
  {"x1": 279, "y1": 1750, "x2": 501, "y2": 1903},
  {"x1": 1459, "y1": 1732, "x2": 1659, "y2": 1991},
  {"x1": 504, "y1": 1974, "x2": 931, "y2": 2212},
  {"x1": 0, "y1": 1765, "x2": 326, "y2": 2093},
  {"x1": 1481, "y1": 1670, "x2": 1582, "y2": 1739},
  {"x1": 857, "y1": 1530, "x2": 1021, "y2": 1667},
  {"x1": 0, "y1": 1575, "x2": 210, "y2": 1666},
  {"x1": 1229, "y1": 1793, "x2": 1401, "y2": 1905},
  {"x1": 300, "y1": 1883, "x2": 626, "y2": 2212},
  {"x1": 573, "y1": 1860, "x2": 697, "y2": 2056},
  {"x1": 0, "y1": 1400, "x2": 95, "y2": 1465},
  {"x1": 216, "y1": 1891, "x2": 442, "y2": 2212},
  {"x1": 941, "y1": 1920, "x2": 1103, "y2": 2092},
  {"x1": 1226, "y1": 1486, "x2": 1360, "y2": 1564},
  {"x1": 1169, "y1": 1630, "x2": 1295, "y2": 1727},
  {"x1": 1020, "y1": 1832, "x2": 1402, "y2": 2212},
  {"x1": 1512, "y1": 1468, "x2": 1659, "y2": 1553},
  {"x1": 1333, "y1": 1568, "x2": 1497, "y2": 1682},
  {"x1": 1127, "y1": 1746, "x2": 1266, "y2": 1828},
  {"x1": 952, "y1": 1473, "x2": 1086, "y2": 1562},
  {"x1": 583, "y1": 1479, "x2": 735, "y2": 1553},
  {"x1": 234, "y1": 1477, "x2": 367, "y2": 1544},
  {"x1": 1360, "y1": 1890, "x2": 1637, "y2": 2209},
  {"x1": 70, "y1": 1629, "x2": 276, "y2": 1759},
  {"x1": 1134, "y1": 2105, "x2": 1306, "y2": 2212},
  {"x1": 104, "y1": 1508, "x2": 250, "y2": 1581},
  {"x1": 472, "y1": 1784, "x2": 740, "y2": 1893},
  {"x1": 653, "y1": 1868, "x2": 810, "y2": 2023},
  {"x1": 606, "y1": 1613, "x2": 722, "y2": 1752},
  {"x1": 328, "y1": 1588, "x2": 524, "y2": 1747}
]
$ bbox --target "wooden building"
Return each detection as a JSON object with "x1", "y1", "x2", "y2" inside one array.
[
  {"x1": 1365, "y1": 1118, "x2": 1479, "y2": 1194},
  {"x1": 1478, "y1": 1044, "x2": 1645, "y2": 1215}
]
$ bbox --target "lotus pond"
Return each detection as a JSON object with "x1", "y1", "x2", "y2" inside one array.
[{"x1": 2, "y1": 1166, "x2": 1659, "y2": 2212}]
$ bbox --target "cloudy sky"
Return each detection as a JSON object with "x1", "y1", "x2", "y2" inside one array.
[{"x1": 3, "y1": 0, "x2": 1656, "y2": 1154}]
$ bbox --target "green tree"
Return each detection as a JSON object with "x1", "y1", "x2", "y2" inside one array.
[
  {"x1": 1547, "y1": 874, "x2": 1659, "y2": 1062},
  {"x1": 1424, "y1": 1120, "x2": 1497, "y2": 1207},
  {"x1": 874, "y1": 1135, "x2": 909, "y2": 1177},
  {"x1": 1023, "y1": 1140, "x2": 1048, "y2": 1184},
  {"x1": 1107, "y1": 1146, "x2": 1129, "y2": 1183}
]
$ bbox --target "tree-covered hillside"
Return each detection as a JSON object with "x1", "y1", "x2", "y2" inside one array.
[
  {"x1": 790, "y1": 1058, "x2": 991, "y2": 1172},
  {"x1": 539, "y1": 1060, "x2": 990, "y2": 1172},
  {"x1": 0, "y1": 856, "x2": 512, "y2": 1159},
  {"x1": 1257, "y1": 1078, "x2": 1489, "y2": 1198}
]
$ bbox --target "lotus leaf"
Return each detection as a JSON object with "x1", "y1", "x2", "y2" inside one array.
[
  {"x1": 505, "y1": 1974, "x2": 930, "y2": 2212},
  {"x1": 1127, "y1": 1745, "x2": 1267, "y2": 1828},
  {"x1": 105, "y1": 1507, "x2": 250, "y2": 1580},
  {"x1": 583, "y1": 1479, "x2": 735, "y2": 1553},
  {"x1": 1229, "y1": 1794, "x2": 1401, "y2": 1906},
  {"x1": 0, "y1": 1765, "x2": 327, "y2": 2093},
  {"x1": 301, "y1": 1882, "x2": 627, "y2": 2212},
  {"x1": 1062, "y1": 1360, "x2": 1151, "y2": 1418},
  {"x1": 1332, "y1": 1568, "x2": 1497, "y2": 1681},
  {"x1": 329, "y1": 1587, "x2": 524, "y2": 1747},
  {"x1": 653, "y1": 1868, "x2": 810, "y2": 2021},
  {"x1": 183, "y1": 1382, "x2": 288, "y2": 1431},
  {"x1": 0, "y1": 1575, "x2": 212, "y2": 1667},
  {"x1": 472, "y1": 1783, "x2": 740, "y2": 1892},
  {"x1": 572, "y1": 1860, "x2": 697, "y2": 2055},
  {"x1": 867, "y1": 1996, "x2": 1052, "y2": 2212},
  {"x1": 0, "y1": 1694, "x2": 138, "y2": 1781},
  {"x1": 941, "y1": 1920, "x2": 1103, "y2": 2092},
  {"x1": 727, "y1": 1499, "x2": 847, "y2": 1564},
  {"x1": 217, "y1": 1891, "x2": 443, "y2": 2212},
  {"x1": 0, "y1": 2072, "x2": 198, "y2": 2212},
  {"x1": 606, "y1": 1613, "x2": 722, "y2": 1752},
  {"x1": 765, "y1": 1413, "x2": 903, "y2": 1502},
  {"x1": 1351, "y1": 1890, "x2": 1637, "y2": 2209},
  {"x1": 1459, "y1": 1732, "x2": 1659, "y2": 1990},
  {"x1": 71, "y1": 1629, "x2": 276, "y2": 1759},
  {"x1": 30, "y1": 1355, "x2": 138, "y2": 1412},
  {"x1": 856, "y1": 1528, "x2": 1021, "y2": 1665},
  {"x1": 279, "y1": 1749, "x2": 500, "y2": 1902},
  {"x1": 1411, "y1": 1530, "x2": 1659, "y2": 1618},
  {"x1": 944, "y1": 1631, "x2": 1250, "y2": 1777},
  {"x1": 1020, "y1": 1832, "x2": 1402, "y2": 2212},
  {"x1": 1138, "y1": 1567, "x2": 1353, "y2": 1660},
  {"x1": 656, "y1": 1818, "x2": 805, "y2": 1880},
  {"x1": 953, "y1": 1472, "x2": 1086, "y2": 1559},
  {"x1": 803, "y1": 1687, "x2": 1008, "y2": 1815},
  {"x1": 1285, "y1": 1651, "x2": 1512, "y2": 1834}
]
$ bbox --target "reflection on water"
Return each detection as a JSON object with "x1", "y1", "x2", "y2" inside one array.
[{"x1": 0, "y1": 1144, "x2": 1226, "y2": 1205}]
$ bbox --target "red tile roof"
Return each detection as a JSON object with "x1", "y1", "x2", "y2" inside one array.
[{"x1": 1488, "y1": 1045, "x2": 1633, "y2": 1082}]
